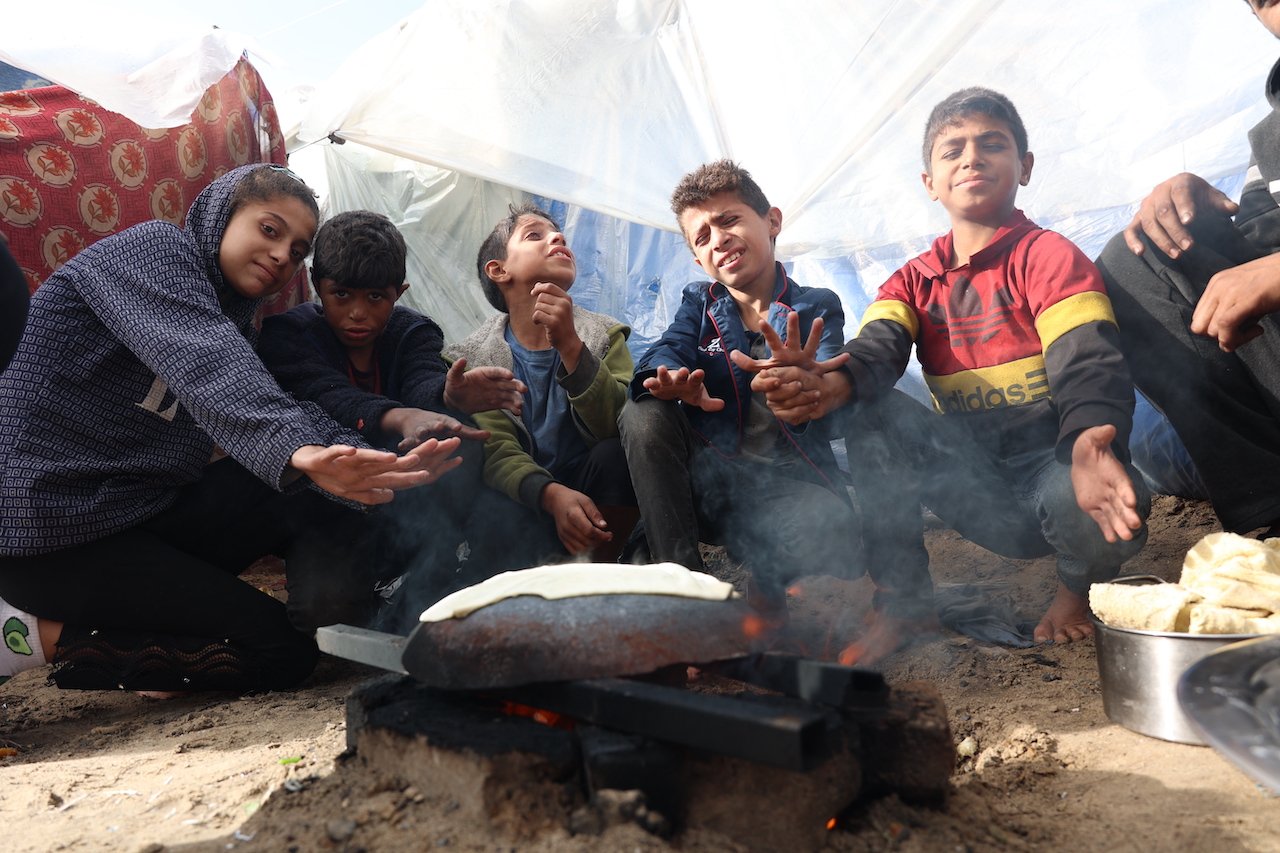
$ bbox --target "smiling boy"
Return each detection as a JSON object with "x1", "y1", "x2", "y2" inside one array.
[
  {"x1": 446, "y1": 203, "x2": 637, "y2": 565},
  {"x1": 619, "y1": 160, "x2": 859, "y2": 618},
  {"x1": 734, "y1": 88, "x2": 1151, "y2": 663}
]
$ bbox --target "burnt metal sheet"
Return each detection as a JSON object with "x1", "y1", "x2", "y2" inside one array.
[
  {"x1": 401, "y1": 593, "x2": 758, "y2": 690},
  {"x1": 701, "y1": 652, "x2": 888, "y2": 713},
  {"x1": 508, "y1": 676, "x2": 838, "y2": 771}
]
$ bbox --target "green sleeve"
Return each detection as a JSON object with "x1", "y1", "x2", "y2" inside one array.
[
  {"x1": 472, "y1": 408, "x2": 553, "y2": 511},
  {"x1": 559, "y1": 323, "x2": 633, "y2": 440}
]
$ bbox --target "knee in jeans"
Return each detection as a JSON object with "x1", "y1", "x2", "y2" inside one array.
[{"x1": 619, "y1": 396, "x2": 682, "y2": 448}]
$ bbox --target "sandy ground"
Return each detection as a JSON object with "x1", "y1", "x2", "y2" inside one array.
[{"x1": 3, "y1": 494, "x2": 1280, "y2": 852}]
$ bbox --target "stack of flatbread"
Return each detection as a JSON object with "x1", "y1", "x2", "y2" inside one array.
[{"x1": 1090, "y1": 532, "x2": 1280, "y2": 634}]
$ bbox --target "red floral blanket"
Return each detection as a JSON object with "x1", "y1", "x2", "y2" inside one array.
[{"x1": 0, "y1": 57, "x2": 307, "y2": 312}]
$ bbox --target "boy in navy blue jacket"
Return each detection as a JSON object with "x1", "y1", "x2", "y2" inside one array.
[
  {"x1": 259, "y1": 211, "x2": 526, "y2": 607},
  {"x1": 619, "y1": 160, "x2": 859, "y2": 617}
]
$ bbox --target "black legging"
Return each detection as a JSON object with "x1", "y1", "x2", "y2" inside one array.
[{"x1": 0, "y1": 459, "x2": 385, "y2": 692}]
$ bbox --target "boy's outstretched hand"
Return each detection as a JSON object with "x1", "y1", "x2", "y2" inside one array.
[
  {"x1": 1070, "y1": 425, "x2": 1143, "y2": 543},
  {"x1": 540, "y1": 482, "x2": 611, "y2": 554},
  {"x1": 642, "y1": 365, "x2": 725, "y2": 412},
  {"x1": 387, "y1": 408, "x2": 489, "y2": 453},
  {"x1": 531, "y1": 282, "x2": 584, "y2": 371},
  {"x1": 728, "y1": 314, "x2": 851, "y2": 425},
  {"x1": 443, "y1": 357, "x2": 527, "y2": 415},
  {"x1": 1122, "y1": 172, "x2": 1239, "y2": 259},
  {"x1": 290, "y1": 436, "x2": 463, "y2": 504},
  {"x1": 1189, "y1": 253, "x2": 1280, "y2": 352}
]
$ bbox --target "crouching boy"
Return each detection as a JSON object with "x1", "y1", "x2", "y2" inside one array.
[
  {"x1": 446, "y1": 203, "x2": 638, "y2": 566},
  {"x1": 735, "y1": 88, "x2": 1150, "y2": 663},
  {"x1": 259, "y1": 211, "x2": 525, "y2": 617},
  {"x1": 619, "y1": 160, "x2": 860, "y2": 618}
]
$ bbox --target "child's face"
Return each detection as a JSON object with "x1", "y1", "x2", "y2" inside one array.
[
  {"x1": 316, "y1": 278, "x2": 405, "y2": 352},
  {"x1": 678, "y1": 191, "x2": 781, "y2": 296},
  {"x1": 923, "y1": 114, "x2": 1033, "y2": 227},
  {"x1": 218, "y1": 196, "x2": 317, "y2": 299},
  {"x1": 496, "y1": 214, "x2": 576, "y2": 290},
  {"x1": 1248, "y1": 0, "x2": 1280, "y2": 38}
]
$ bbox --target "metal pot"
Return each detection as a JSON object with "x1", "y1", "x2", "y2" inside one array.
[{"x1": 1091, "y1": 576, "x2": 1261, "y2": 745}]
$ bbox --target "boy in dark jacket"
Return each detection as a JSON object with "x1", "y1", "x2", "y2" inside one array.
[
  {"x1": 735, "y1": 89, "x2": 1150, "y2": 663},
  {"x1": 619, "y1": 160, "x2": 860, "y2": 617},
  {"x1": 259, "y1": 210, "x2": 525, "y2": 607}
]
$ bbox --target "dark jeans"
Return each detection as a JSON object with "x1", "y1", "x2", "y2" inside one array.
[
  {"x1": 618, "y1": 395, "x2": 860, "y2": 600},
  {"x1": 840, "y1": 390, "x2": 1151, "y2": 617},
  {"x1": 1096, "y1": 214, "x2": 1280, "y2": 532}
]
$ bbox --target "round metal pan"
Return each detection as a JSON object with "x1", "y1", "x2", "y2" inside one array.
[{"x1": 401, "y1": 592, "x2": 761, "y2": 690}]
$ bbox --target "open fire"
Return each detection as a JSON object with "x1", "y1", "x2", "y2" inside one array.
[{"x1": 324, "y1": 624, "x2": 953, "y2": 851}]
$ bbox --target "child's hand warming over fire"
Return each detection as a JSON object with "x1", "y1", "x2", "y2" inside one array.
[{"x1": 1070, "y1": 425, "x2": 1143, "y2": 543}]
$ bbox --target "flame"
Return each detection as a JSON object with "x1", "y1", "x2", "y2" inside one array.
[
  {"x1": 826, "y1": 817, "x2": 837, "y2": 831},
  {"x1": 499, "y1": 701, "x2": 575, "y2": 731},
  {"x1": 836, "y1": 643, "x2": 860, "y2": 667},
  {"x1": 741, "y1": 612, "x2": 771, "y2": 640},
  {"x1": 786, "y1": 584, "x2": 803, "y2": 599}
]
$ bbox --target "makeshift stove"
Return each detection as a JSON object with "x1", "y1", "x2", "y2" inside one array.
[{"x1": 317, "y1": 584, "x2": 953, "y2": 851}]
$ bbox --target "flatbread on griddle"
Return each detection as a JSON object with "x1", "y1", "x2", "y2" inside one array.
[{"x1": 420, "y1": 562, "x2": 737, "y2": 623}]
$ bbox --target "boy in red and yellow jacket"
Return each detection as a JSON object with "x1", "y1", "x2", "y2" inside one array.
[{"x1": 736, "y1": 87, "x2": 1150, "y2": 664}]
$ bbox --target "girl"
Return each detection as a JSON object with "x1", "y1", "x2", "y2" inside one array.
[{"x1": 0, "y1": 164, "x2": 459, "y2": 693}]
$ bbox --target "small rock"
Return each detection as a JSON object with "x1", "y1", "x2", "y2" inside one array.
[
  {"x1": 326, "y1": 818, "x2": 357, "y2": 843},
  {"x1": 956, "y1": 736, "x2": 979, "y2": 757}
]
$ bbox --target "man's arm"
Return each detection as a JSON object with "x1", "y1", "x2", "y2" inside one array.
[
  {"x1": 1190, "y1": 252, "x2": 1280, "y2": 351},
  {"x1": 1121, "y1": 172, "x2": 1239, "y2": 259}
]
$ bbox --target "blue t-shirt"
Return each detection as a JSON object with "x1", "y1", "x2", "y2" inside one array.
[{"x1": 505, "y1": 327, "x2": 588, "y2": 481}]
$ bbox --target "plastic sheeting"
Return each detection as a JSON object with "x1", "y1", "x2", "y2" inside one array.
[
  {"x1": 297, "y1": 1, "x2": 1279, "y2": 352},
  {"x1": 0, "y1": 4, "x2": 263, "y2": 130},
  {"x1": 301, "y1": 0, "x2": 1278, "y2": 255}
]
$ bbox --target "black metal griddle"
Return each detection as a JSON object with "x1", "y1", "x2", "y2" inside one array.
[{"x1": 317, "y1": 591, "x2": 889, "y2": 771}]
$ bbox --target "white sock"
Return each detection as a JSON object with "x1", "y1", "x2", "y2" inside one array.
[{"x1": 0, "y1": 598, "x2": 47, "y2": 682}]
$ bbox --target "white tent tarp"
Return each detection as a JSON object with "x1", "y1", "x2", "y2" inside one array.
[{"x1": 301, "y1": 0, "x2": 1277, "y2": 258}]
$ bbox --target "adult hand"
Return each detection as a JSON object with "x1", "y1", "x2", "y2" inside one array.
[
  {"x1": 385, "y1": 408, "x2": 489, "y2": 453},
  {"x1": 531, "y1": 282, "x2": 583, "y2": 371},
  {"x1": 641, "y1": 365, "x2": 726, "y2": 412},
  {"x1": 289, "y1": 442, "x2": 454, "y2": 505},
  {"x1": 540, "y1": 482, "x2": 611, "y2": 554},
  {"x1": 1189, "y1": 252, "x2": 1280, "y2": 352},
  {"x1": 443, "y1": 357, "x2": 526, "y2": 415},
  {"x1": 1070, "y1": 425, "x2": 1143, "y2": 543},
  {"x1": 1122, "y1": 172, "x2": 1239, "y2": 258}
]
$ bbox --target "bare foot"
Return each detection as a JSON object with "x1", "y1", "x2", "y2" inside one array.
[
  {"x1": 1033, "y1": 582, "x2": 1094, "y2": 644},
  {"x1": 837, "y1": 610, "x2": 941, "y2": 667}
]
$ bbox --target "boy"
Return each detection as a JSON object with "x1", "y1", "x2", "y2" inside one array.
[
  {"x1": 618, "y1": 160, "x2": 859, "y2": 616},
  {"x1": 259, "y1": 210, "x2": 525, "y2": 615},
  {"x1": 1095, "y1": 0, "x2": 1280, "y2": 538},
  {"x1": 445, "y1": 203, "x2": 637, "y2": 564},
  {"x1": 735, "y1": 88, "x2": 1150, "y2": 663}
]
